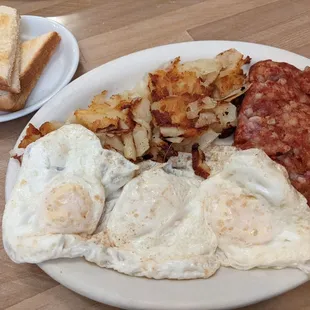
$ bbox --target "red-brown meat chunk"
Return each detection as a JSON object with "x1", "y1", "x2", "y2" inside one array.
[
  {"x1": 249, "y1": 60, "x2": 310, "y2": 95},
  {"x1": 235, "y1": 60, "x2": 310, "y2": 204}
]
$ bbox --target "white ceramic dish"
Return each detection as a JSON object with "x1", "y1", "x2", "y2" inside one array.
[
  {"x1": 0, "y1": 15, "x2": 79, "y2": 123},
  {"x1": 5, "y1": 41, "x2": 310, "y2": 310}
]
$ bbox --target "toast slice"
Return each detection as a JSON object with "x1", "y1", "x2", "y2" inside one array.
[
  {"x1": 0, "y1": 6, "x2": 20, "y2": 91},
  {"x1": 0, "y1": 32, "x2": 61, "y2": 112},
  {"x1": 6, "y1": 41, "x2": 21, "y2": 93}
]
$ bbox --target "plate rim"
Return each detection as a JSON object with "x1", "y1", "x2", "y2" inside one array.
[
  {"x1": 5, "y1": 40, "x2": 310, "y2": 310},
  {"x1": 37, "y1": 259, "x2": 307, "y2": 310},
  {"x1": 0, "y1": 15, "x2": 80, "y2": 123}
]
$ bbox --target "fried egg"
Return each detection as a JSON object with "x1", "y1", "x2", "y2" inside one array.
[
  {"x1": 4, "y1": 127, "x2": 310, "y2": 280},
  {"x1": 88, "y1": 167, "x2": 219, "y2": 279},
  {"x1": 3, "y1": 124, "x2": 138, "y2": 263},
  {"x1": 197, "y1": 148, "x2": 310, "y2": 271}
]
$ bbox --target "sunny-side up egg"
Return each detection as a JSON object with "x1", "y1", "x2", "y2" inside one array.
[
  {"x1": 196, "y1": 148, "x2": 310, "y2": 272},
  {"x1": 3, "y1": 124, "x2": 138, "y2": 263},
  {"x1": 87, "y1": 166, "x2": 220, "y2": 279}
]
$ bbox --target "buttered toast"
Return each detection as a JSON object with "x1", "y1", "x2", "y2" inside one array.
[
  {"x1": 0, "y1": 6, "x2": 20, "y2": 93},
  {"x1": 0, "y1": 32, "x2": 61, "y2": 111}
]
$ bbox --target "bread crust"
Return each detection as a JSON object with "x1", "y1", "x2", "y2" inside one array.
[
  {"x1": 0, "y1": 41, "x2": 21, "y2": 93},
  {"x1": 0, "y1": 6, "x2": 20, "y2": 89}
]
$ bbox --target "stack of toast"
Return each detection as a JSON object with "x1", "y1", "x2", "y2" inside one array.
[{"x1": 0, "y1": 6, "x2": 61, "y2": 112}]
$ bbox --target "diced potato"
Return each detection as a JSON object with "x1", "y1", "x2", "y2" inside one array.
[
  {"x1": 213, "y1": 102, "x2": 237, "y2": 128},
  {"x1": 131, "y1": 97, "x2": 152, "y2": 140},
  {"x1": 166, "y1": 137, "x2": 184, "y2": 143},
  {"x1": 133, "y1": 125, "x2": 149, "y2": 157},
  {"x1": 148, "y1": 57, "x2": 209, "y2": 102},
  {"x1": 17, "y1": 49, "x2": 250, "y2": 165},
  {"x1": 39, "y1": 121, "x2": 63, "y2": 136},
  {"x1": 195, "y1": 112, "x2": 217, "y2": 128},
  {"x1": 216, "y1": 48, "x2": 250, "y2": 75},
  {"x1": 74, "y1": 110, "x2": 119, "y2": 132},
  {"x1": 89, "y1": 102, "x2": 125, "y2": 119},
  {"x1": 197, "y1": 129, "x2": 220, "y2": 150},
  {"x1": 122, "y1": 133, "x2": 137, "y2": 161},
  {"x1": 201, "y1": 96, "x2": 217, "y2": 109},
  {"x1": 152, "y1": 96, "x2": 192, "y2": 128},
  {"x1": 214, "y1": 49, "x2": 251, "y2": 99},
  {"x1": 172, "y1": 129, "x2": 219, "y2": 153},
  {"x1": 222, "y1": 83, "x2": 251, "y2": 101},
  {"x1": 179, "y1": 58, "x2": 222, "y2": 85},
  {"x1": 18, "y1": 122, "x2": 64, "y2": 150},
  {"x1": 192, "y1": 143, "x2": 211, "y2": 178},
  {"x1": 213, "y1": 73, "x2": 246, "y2": 99},
  {"x1": 98, "y1": 133, "x2": 124, "y2": 152},
  {"x1": 160, "y1": 127, "x2": 185, "y2": 137},
  {"x1": 91, "y1": 91, "x2": 108, "y2": 105},
  {"x1": 18, "y1": 124, "x2": 42, "y2": 149}
]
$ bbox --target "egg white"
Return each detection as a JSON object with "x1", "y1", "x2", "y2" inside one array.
[
  {"x1": 86, "y1": 167, "x2": 220, "y2": 279},
  {"x1": 4, "y1": 127, "x2": 310, "y2": 280},
  {"x1": 198, "y1": 149, "x2": 310, "y2": 271},
  {"x1": 3, "y1": 124, "x2": 138, "y2": 263}
]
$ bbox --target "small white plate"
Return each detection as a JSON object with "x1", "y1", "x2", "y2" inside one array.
[
  {"x1": 0, "y1": 15, "x2": 79, "y2": 122},
  {"x1": 5, "y1": 41, "x2": 310, "y2": 310}
]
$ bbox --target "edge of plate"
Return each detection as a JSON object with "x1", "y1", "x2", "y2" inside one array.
[
  {"x1": 5, "y1": 40, "x2": 310, "y2": 310},
  {"x1": 38, "y1": 260, "x2": 308, "y2": 310}
]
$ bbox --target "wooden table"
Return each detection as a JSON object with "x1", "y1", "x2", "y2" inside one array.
[{"x1": 1, "y1": 0, "x2": 310, "y2": 309}]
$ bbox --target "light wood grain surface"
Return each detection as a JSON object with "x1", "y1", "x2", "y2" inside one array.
[{"x1": 1, "y1": 0, "x2": 310, "y2": 309}]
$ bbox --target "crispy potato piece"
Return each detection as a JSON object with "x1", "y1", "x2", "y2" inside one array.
[
  {"x1": 148, "y1": 57, "x2": 212, "y2": 102},
  {"x1": 178, "y1": 59, "x2": 222, "y2": 85},
  {"x1": 216, "y1": 48, "x2": 251, "y2": 75},
  {"x1": 18, "y1": 124, "x2": 42, "y2": 149},
  {"x1": 214, "y1": 74, "x2": 246, "y2": 99},
  {"x1": 39, "y1": 121, "x2": 63, "y2": 136},
  {"x1": 150, "y1": 141, "x2": 177, "y2": 162},
  {"x1": 195, "y1": 112, "x2": 217, "y2": 128},
  {"x1": 122, "y1": 132, "x2": 137, "y2": 161},
  {"x1": 147, "y1": 127, "x2": 177, "y2": 162},
  {"x1": 89, "y1": 103, "x2": 125, "y2": 118},
  {"x1": 214, "y1": 49, "x2": 251, "y2": 99},
  {"x1": 91, "y1": 90, "x2": 108, "y2": 103},
  {"x1": 17, "y1": 49, "x2": 250, "y2": 164},
  {"x1": 131, "y1": 96, "x2": 152, "y2": 123},
  {"x1": 131, "y1": 96, "x2": 152, "y2": 140},
  {"x1": 75, "y1": 90, "x2": 138, "y2": 134},
  {"x1": 73, "y1": 89, "x2": 153, "y2": 160},
  {"x1": 173, "y1": 129, "x2": 219, "y2": 153},
  {"x1": 97, "y1": 133, "x2": 124, "y2": 152},
  {"x1": 160, "y1": 127, "x2": 185, "y2": 137},
  {"x1": 222, "y1": 83, "x2": 251, "y2": 102},
  {"x1": 166, "y1": 137, "x2": 184, "y2": 143},
  {"x1": 12, "y1": 154, "x2": 23, "y2": 164},
  {"x1": 148, "y1": 50, "x2": 249, "y2": 157},
  {"x1": 92, "y1": 91, "x2": 134, "y2": 110},
  {"x1": 192, "y1": 143, "x2": 211, "y2": 178},
  {"x1": 213, "y1": 102, "x2": 237, "y2": 128},
  {"x1": 186, "y1": 97, "x2": 217, "y2": 119},
  {"x1": 18, "y1": 122, "x2": 63, "y2": 149},
  {"x1": 152, "y1": 96, "x2": 192, "y2": 127},
  {"x1": 197, "y1": 129, "x2": 220, "y2": 150},
  {"x1": 74, "y1": 110, "x2": 119, "y2": 132},
  {"x1": 186, "y1": 100, "x2": 200, "y2": 120},
  {"x1": 133, "y1": 124, "x2": 149, "y2": 157}
]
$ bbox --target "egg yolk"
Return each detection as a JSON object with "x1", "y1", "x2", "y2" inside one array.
[{"x1": 44, "y1": 183, "x2": 92, "y2": 232}]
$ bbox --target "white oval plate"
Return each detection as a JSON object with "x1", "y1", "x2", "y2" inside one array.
[
  {"x1": 0, "y1": 15, "x2": 79, "y2": 122},
  {"x1": 5, "y1": 41, "x2": 310, "y2": 310}
]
